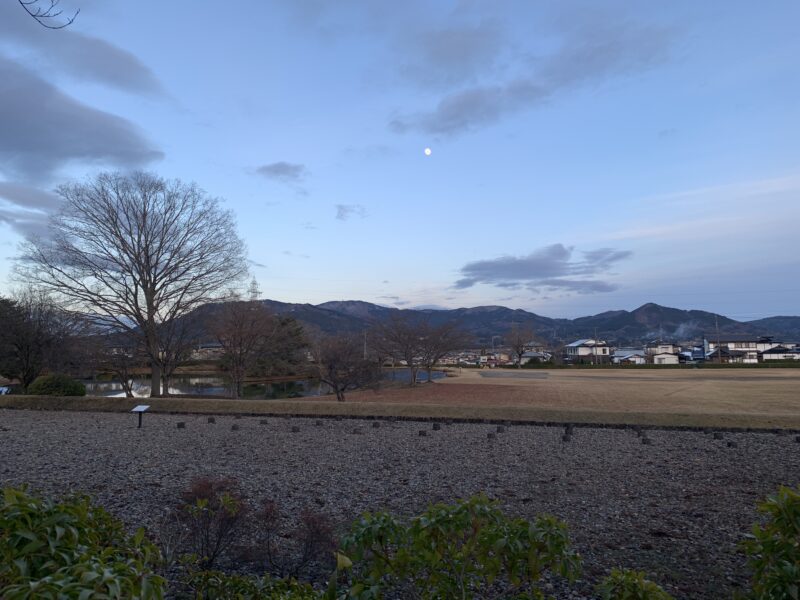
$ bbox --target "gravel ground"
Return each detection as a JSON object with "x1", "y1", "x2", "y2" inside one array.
[{"x1": 1, "y1": 408, "x2": 799, "y2": 598}]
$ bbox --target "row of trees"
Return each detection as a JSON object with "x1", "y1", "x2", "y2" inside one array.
[{"x1": 5, "y1": 171, "x2": 531, "y2": 400}]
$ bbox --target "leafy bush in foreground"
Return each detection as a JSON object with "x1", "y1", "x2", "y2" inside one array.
[
  {"x1": 339, "y1": 494, "x2": 582, "y2": 599},
  {"x1": 742, "y1": 485, "x2": 800, "y2": 599},
  {"x1": 596, "y1": 569, "x2": 674, "y2": 599},
  {"x1": 26, "y1": 373, "x2": 86, "y2": 396},
  {"x1": 0, "y1": 487, "x2": 164, "y2": 599}
]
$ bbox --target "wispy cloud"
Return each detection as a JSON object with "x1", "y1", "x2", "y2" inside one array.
[
  {"x1": 256, "y1": 161, "x2": 309, "y2": 183},
  {"x1": 391, "y1": 19, "x2": 674, "y2": 136},
  {"x1": 0, "y1": 1, "x2": 163, "y2": 95},
  {"x1": 454, "y1": 243, "x2": 631, "y2": 294},
  {"x1": 335, "y1": 204, "x2": 367, "y2": 221},
  {"x1": 0, "y1": 56, "x2": 163, "y2": 182}
]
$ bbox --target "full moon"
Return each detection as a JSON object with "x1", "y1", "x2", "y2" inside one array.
[{"x1": 424, "y1": 147, "x2": 432, "y2": 156}]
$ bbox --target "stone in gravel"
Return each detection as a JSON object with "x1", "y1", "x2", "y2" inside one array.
[
  {"x1": 642, "y1": 437, "x2": 652, "y2": 445},
  {"x1": 352, "y1": 428, "x2": 363, "y2": 435},
  {"x1": 372, "y1": 421, "x2": 380, "y2": 428},
  {"x1": 419, "y1": 430, "x2": 427, "y2": 437},
  {"x1": 714, "y1": 432, "x2": 724, "y2": 440},
  {"x1": 565, "y1": 424, "x2": 574, "y2": 434},
  {"x1": 487, "y1": 432, "x2": 496, "y2": 440},
  {"x1": 795, "y1": 435, "x2": 800, "y2": 443},
  {"x1": 259, "y1": 419, "x2": 268, "y2": 425},
  {"x1": 291, "y1": 426, "x2": 300, "y2": 433},
  {"x1": 497, "y1": 425, "x2": 505, "y2": 433},
  {"x1": 231, "y1": 424, "x2": 240, "y2": 431},
  {"x1": 315, "y1": 420, "x2": 323, "y2": 427},
  {"x1": 727, "y1": 441, "x2": 738, "y2": 448},
  {"x1": 207, "y1": 417, "x2": 215, "y2": 424},
  {"x1": 432, "y1": 423, "x2": 441, "y2": 431},
  {"x1": 562, "y1": 434, "x2": 571, "y2": 442},
  {"x1": 637, "y1": 430, "x2": 645, "y2": 438},
  {"x1": 176, "y1": 422, "x2": 185, "y2": 429}
]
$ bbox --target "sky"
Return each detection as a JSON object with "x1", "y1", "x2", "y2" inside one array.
[{"x1": 1, "y1": 0, "x2": 799, "y2": 320}]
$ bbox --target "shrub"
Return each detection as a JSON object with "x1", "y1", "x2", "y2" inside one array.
[
  {"x1": 0, "y1": 486, "x2": 164, "y2": 599},
  {"x1": 596, "y1": 569, "x2": 674, "y2": 599},
  {"x1": 742, "y1": 485, "x2": 800, "y2": 599},
  {"x1": 27, "y1": 373, "x2": 86, "y2": 396},
  {"x1": 242, "y1": 500, "x2": 336, "y2": 580},
  {"x1": 186, "y1": 569, "x2": 320, "y2": 599},
  {"x1": 339, "y1": 494, "x2": 582, "y2": 599},
  {"x1": 177, "y1": 476, "x2": 248, "y2": 569}
]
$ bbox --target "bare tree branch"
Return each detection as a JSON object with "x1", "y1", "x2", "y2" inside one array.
[{"x1": 18, "y1": 0, "x2": 79, "y2": 29}]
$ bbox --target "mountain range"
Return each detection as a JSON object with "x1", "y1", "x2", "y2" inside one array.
[{"x1": 256, "y1": 300, "x2": 800, "y2": 346}]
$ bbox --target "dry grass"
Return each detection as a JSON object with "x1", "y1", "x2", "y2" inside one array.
[{"x1": 2, "y1": 368, "x2": 799, "y2": 429}]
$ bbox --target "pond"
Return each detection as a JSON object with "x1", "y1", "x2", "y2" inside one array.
[{"x1": 83, "y1": 369, "x2": 446, "y2": 398}]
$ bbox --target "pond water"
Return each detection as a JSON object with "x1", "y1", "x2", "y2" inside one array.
[{"x1": 83, "y1": 369, "x2": 446, "y2": 398}]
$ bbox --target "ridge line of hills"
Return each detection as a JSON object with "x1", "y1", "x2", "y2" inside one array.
[{"x1": 252, "y1": 299, "x2": 800, "y2": 346}]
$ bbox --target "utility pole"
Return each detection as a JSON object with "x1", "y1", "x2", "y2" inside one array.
[{"x1": 715, "y1": 315, "x2": 722, "y2": 364}]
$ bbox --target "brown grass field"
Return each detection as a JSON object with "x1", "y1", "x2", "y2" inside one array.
[{"x1": 3, "y1": 368, "x2": 800, "y2": 429}]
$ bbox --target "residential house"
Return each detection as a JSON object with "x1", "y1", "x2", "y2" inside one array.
[
  {"x1": 651, "y1": 352, "x2": 679, "y2": 365},
  {"x1": 565, "y1": 339, "x2": 610, "y2": 363},
  {"x1": 520, "y1": 350, "x2": 552, "y2": 365},
  {"x1": 761, "y1": 345, "x2": 800, "y2": 361},
  {"x1": 645, "y1": 340, "x2": 680, "y2": 355},
  {"x1": 704, "y1": 335, "x2": 780, "y2": 364},
  {"x1": 612, "y1": 348, "x2": 646, "y2": 365}
]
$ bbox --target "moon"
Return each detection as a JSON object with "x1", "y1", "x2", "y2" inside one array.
[{"x1": 424, "y1": 147, "x2": 432, "y2": 156}]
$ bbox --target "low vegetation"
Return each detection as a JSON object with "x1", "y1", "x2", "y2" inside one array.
[
  {"x1": 26, "y1": 373, "x2": 86, "y2": 396},
  {"x1": 4, "y1": 479, "x2": 796, "y2": 599}
]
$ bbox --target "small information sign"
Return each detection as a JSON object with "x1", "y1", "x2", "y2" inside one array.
[{"x1": 131, "y1": 404, "x2": 150, "y2": 428}]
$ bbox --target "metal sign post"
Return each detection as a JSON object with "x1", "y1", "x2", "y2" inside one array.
[{"x1": 131, "y1": 405, "x2": 150, "y2": 428}]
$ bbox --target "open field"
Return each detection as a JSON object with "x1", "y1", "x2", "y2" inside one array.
[
  {"x1": 1, "y1": 408, "x2": 798, "y2": 598},
  {"x1": 3, "y1": 368, "x2": 800, "y2": 429}
]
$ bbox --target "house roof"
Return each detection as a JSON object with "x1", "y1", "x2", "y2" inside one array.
[
  {"x1": 566, "y1": 338, "x2": 607, "y2": 347},
  {"x1": 704, "y1": 335, "x2": 774, "y2": 343},
  {"x1": 762, "y1": 346, "x2": 800, "y2": 355}
]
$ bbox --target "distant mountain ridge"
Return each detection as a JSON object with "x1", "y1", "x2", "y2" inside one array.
[{"x1": 258, "y1": 300, "x2": 800, "y2": 346}]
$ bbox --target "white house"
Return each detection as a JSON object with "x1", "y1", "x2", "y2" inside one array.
[
  {"x1": 704, "y1": 335, "x2": 780, "y2": 364},
  {"x1": 565, "y1": 339, "x2": 610, "y2": 363},
  {"x1": 651, "y1": 352, "x2": 679, "y2": 365},
  {"x1": 645, "y1": 340, "x2": 680, "y2": 355},
  {"x1": 761, "y1": 346, "x2": 800, "y2": 361}
]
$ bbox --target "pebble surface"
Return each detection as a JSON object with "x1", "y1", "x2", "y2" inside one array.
[{"x1": 1, "y1": 408, "x2": 798, "y2": 599}]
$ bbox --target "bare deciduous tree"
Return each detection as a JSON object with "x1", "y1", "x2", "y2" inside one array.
[
  {"x1": 311, "y1": 334, "x2": 380, "y2": 401},
  {"x1": 211, "y1": 299, "x2": 276, "y2": 399},
  {"x1": 17, "y1": 0, "x2": 79, "y2": 29},
  {"x1": 418, "y1": 321, "x2": 471, "y2": 383},
  {"x1": 20, "y1": 171, "x2": 248, "y2": 397},
  {"x1": 506, "y1": 324, "x2": 536, "y2": 367},
  {"x1": 371, "y1": 314, "x2": 425, "y2": 386}
]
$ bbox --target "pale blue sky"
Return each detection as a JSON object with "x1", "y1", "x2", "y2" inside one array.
[{"x1": 1, "y1": 1, "x2": 798, "y2": 319}]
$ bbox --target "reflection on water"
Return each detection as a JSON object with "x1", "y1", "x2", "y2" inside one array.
[{"x1": 84, "y1": 369, "x2": 446, "y2": 398}]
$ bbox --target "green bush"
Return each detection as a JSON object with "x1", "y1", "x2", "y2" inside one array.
[
  {"x1": 596, "y1": 569, "x2": 674, "y2": 599},
  {"x1": 27, "y1": 373, "x2": 86, "y2": 396},
  {"x1": 339, "y1": 494, "x2": 582, "y2": 599},
  {"x1": 0, "y1": 486, "x2": 164, "y2": 599},
  {"x1": 742, "y1": 485, "x2": 800, "y2": 599},
  {"x1": 187, "y1": 569, "x2": 321, "y2": 599}
]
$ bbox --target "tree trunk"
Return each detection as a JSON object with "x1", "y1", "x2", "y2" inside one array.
[
  {"x1": 150, "y1": 362, "x2": 161, "y2": 397},
  {"x1": 426, "y1": 366, "x2": 434, "y2": 383}
]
